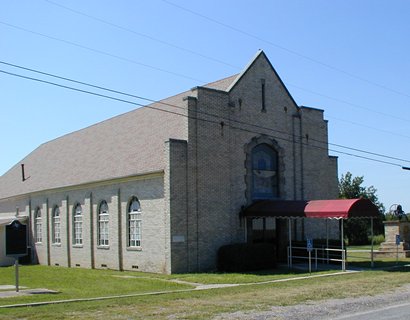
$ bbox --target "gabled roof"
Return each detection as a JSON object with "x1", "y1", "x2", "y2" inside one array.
[
  {"x1": 0, "y1": 92, "x2": 189, "y2": 200},
  {"x1": 203, "y1": 74, "x2": 239, "y2": 91},
  {"x1": 201, "y1": 50, "x2": 298, "y2": 111},
  {"x1": 226, "y1": 50, "x2": 299, "y2": 108}
]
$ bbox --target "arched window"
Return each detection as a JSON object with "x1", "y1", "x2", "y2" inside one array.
[
  {"x1": 128, "y1": 197, "x2": 141, "y2": 247},
  {"x1": 98, "y1": 201, "x2": 109, "y2": 246},
  {"x1": 34, "y1": 207, "x2": 42, "y2": 243},
  {"x1": 52, "y1": 206, "x2": 61, "y2": 244},
  {"x1": 73, "y1": 203, "x2": 83, "y2": 245},
  {"x1": 251, "y1": 144, "x2": 278, "y2": 200}
]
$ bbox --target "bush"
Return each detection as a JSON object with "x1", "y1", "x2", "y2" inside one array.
[
  {"x1": 217, "y1": 243, "x2": 276, "y2": 272},
  {"x1": 369, "y1": 234, "x2": 385, "y2": 245}
]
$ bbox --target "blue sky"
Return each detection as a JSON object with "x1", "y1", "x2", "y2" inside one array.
[{"x1": 1, "y1": 0, "x2": 409, "y2": 213}]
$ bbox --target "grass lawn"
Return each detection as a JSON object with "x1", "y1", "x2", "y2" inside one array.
[
  {"x1": 0, "y1": 265, "x2": 192, "y2": 305},
  {"x1": 347, "y1": 245, "x2": 409, "y2": 268},
  {"x1": 0, "y1": 262, "x2": 409, "y2": 319}
]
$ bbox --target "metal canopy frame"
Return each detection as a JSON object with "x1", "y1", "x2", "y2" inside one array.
[{"x1": 242, "y1": 199, "x2": 379, "y2": 271}]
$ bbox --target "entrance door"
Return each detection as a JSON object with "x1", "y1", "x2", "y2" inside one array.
[
  {"x1": 247, "y1": 217, "x2": 276, "y2": 244},
  {"x1": 247, "y1": 217, "x2": 288, "y2": 262}
]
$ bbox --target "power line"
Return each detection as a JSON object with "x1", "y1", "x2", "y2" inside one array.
[
  {"x1": 162, "y1": 0, "x2": 410, "y2": 101},
  {"x1": 288, "y1": 83, "x2": 410, "y2": 123},
  {"x1": 2, "y1": 14, "x2": 409, "y2": 131},
  {"x1": 2, "y1": 60, "x2": 409, "y2": 165},
  {"x1": 3, "y1": 59, "x2": 410, "y2": 164},
  {"x1": 43, "y1": 0, "x2": 240, "y2": 70},
  {"x1": 2, "y1": 59, "x2": 410, "y2": 164},
  {"x1": 42, "y1": 0, "x2": 410, "y2": 127},
  {"x1": 327, "y1": 116, "x2": 410, "y2": 141},
  {"x1": 0, "y1": 60, "x2": 152, "y2": 104},
  {"x1": 0, "y1": 69, "x2": 145, "y2": 109},
  {"x1": 1, "y1": 65, "x2": 409, "y2": 168},
  {"x1": 0, "y1": 20, "x2": 204, "y2": 83}
]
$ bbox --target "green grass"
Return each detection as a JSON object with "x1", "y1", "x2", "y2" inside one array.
[
  {"x1": 0, "y1": 263, "x2": 409, "y2": 319},
  {"x1": 347, "y1": 245, "x2": 409, "y2": 268},
  {"x1": 0, "y1": 265, "x2": 191, "y2": 305},
  {"x1": 347, "y1": 244, "x2": 380, "y2": 251},
  {"x1": 165, "y1": 267, "x2": 340, "y2": 284}
]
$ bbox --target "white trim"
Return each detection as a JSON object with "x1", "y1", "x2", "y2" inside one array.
[{"x1": 0, "y1": 216, "x2": 28, "y2": 226}]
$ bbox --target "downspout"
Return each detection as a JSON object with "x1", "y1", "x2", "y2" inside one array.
[
  {"x1": 46, "y1": 199, "x2": 50, "y2": 266},
  {"x1": 299, "y1": 112, "x2": 305, "y2": 242},
  {"x1": 66, "y1": 196, "x2": 71, "y2": 268},
  {"x1": 195, "y1": 98, "x2": 200, "y2": 272},
  {"x1": 28, "y1": 199, "x2": 33, "y2": 263},
  {"x1": 292, "y1": 115, "x2": 297, "y2": 200},
  {"x1": 185, "y1": 142, "x2": 189, "y2": 272},
  {"x1": 299, "y1": 113, "x2": 305, "y2": 200},
  {"x1": 90, "y1": 192, "x2": 95, "y2": 269},
  {"x1": 117, "y1": 188, "x2": 123, "y2": 271}
]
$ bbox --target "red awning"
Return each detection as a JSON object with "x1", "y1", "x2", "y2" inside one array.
[
  {"x1": 305, "y1": 199, "x2": 379, "y2": 219},
  {"x1": 242, "y1": 199, "x2": 379, "y2": 219}
]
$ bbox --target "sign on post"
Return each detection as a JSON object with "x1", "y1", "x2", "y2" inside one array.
[
  {"x1": 395, "y1": 234, "x2": 401, "y2": 265},
  {"x1": 5, "y1": 220, "x2": 28, "y2": 292},
  {"x1": 396, "y1": 234, "x2": 401, "y2": 246},
  {"x1": 6, "y1": 220, "x2": 28, "y2": 257},
  {"x1": 307, "y1": 238, "x2": 313, "y2": 274},
  {"x1": 307, "y1": 238, "x2": 313, "y2": 252}
]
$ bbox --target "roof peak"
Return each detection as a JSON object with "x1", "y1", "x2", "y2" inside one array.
[{"x1": 226, "y1": 50, "x2": 267, "y2": 92}]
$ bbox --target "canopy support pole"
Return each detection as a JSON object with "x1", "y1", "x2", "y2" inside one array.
[
  {"x1": 288, "y1": 218, "x2": 292, "y2": 269},
  {"x1": 326, "y1": 219, "x2": 329, "y2": 264},
  {"x1": 341, "y1": 219, "x2": 346, "y2": 271},
  {"x1": 370, "y1": 217, "x2": 374, "y2": 268}
]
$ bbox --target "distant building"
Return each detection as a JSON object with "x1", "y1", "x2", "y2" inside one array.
[{"x1": 0, "y1": 51, "x2": 339, "y2": 273}]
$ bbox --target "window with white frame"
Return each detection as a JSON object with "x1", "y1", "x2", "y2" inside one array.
[
  {"x1": 98, "y1": 201, "x2": 109, "y2": 246},
  {"x1": 73, "y1": 203, "x2": 83, "y2": 245},
  {"x1": 128, "y1": 197, "x2": 141, "y2": 248},
  {"x1": 34, "y1": 207, "x2": 42, "y2": 243},
  {"x1": 52, "y1": 206, "x2": 61, "y2": 244}
]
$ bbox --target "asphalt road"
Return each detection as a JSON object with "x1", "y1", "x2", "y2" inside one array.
[{"x1": 334, "y1": 302, "x2": 410, "y2": 320}]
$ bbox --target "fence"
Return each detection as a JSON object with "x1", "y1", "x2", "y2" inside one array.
[{"x1": 288, "y1": 246, "x2": 346, "y2": 271}]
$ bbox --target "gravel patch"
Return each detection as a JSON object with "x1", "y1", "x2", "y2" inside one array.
[{"x1": 213, "y1": 283, "x2": 410, "y2": 320}]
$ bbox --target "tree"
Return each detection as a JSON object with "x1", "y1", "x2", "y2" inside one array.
[{"x1": 338, "y1": 172, "x2": 385, "y2": 245}]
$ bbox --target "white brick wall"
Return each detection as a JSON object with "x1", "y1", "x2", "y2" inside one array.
[{"x1": 0, "y1": 174, "x2": 167, "y2": 273}]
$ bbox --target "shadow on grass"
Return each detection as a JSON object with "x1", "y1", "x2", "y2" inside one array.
[
  {"x1": 348, "y1": 260, "x2": 410, "y2": 271},
  {"x1": 170, "y1": 264, "x2": 348, "y2": 285}
]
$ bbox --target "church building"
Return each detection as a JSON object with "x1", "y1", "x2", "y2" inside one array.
[{"x1": 0, "y1": 51, "x2": 339, "y2": 273}]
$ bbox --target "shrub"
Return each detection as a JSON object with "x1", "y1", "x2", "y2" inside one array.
[
  {"x1": 217, "y1": 243, "x2": 276, "y2": 272},
  {"x1": 369, "y1": 234, "x2": 385, "y2": 245}
]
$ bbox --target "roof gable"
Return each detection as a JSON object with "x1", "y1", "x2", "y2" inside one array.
[{"x1": 227, "y1": 50, "x2": 298, "y2": 109}]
